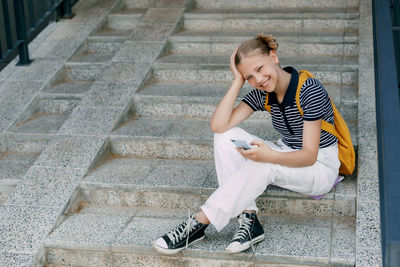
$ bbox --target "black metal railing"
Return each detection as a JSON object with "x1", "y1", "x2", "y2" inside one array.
[
  {"x1": 0, "y1": 0, "x2": 78, "y2": 72},
  {"x1": 392, "y1": 0, "x2": 400, "y2": 90},
  {"x1": 373, "y1": 0, "x2": 400, "y2": 266}
]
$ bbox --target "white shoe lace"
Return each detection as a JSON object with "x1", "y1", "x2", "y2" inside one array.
[
  {"x1": 166, "y1": 210, "x2": 194, "y2": 248},
  {"x1": 232, "y1": 213, "x2": 255, "y2": 252}
]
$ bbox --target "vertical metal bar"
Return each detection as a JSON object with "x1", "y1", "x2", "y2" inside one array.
[
  {"x1": 2, "y1": 0, "x2": 14, "y2": 49},
  {"x1": 0, "y1": 2, "x2": 6, "y2": 59},
  {"x1": 37, "y1": 0, "x2": 44, "y2": 19},
  {"x1": 62, "y1": 0, "x2": 73, "y2": 18},
  {"x1": 14, "y1": 0, "x2": 31, "y2": 65},
  {"x1": 26, "y1": 0, "x2": 35, "y2": 33},
  {"x1": 0, "y1": 39, "x2": 3, "y2": 60},
  {"x1": 392, "y1": 0, "x2": 400, "y2": 89}
]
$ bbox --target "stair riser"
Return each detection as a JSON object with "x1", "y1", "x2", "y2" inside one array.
[
  {"x1": 37, "y1": 98, "x2": 80, "y2": 115},
  {"x1": 0, "y1": 192, "x2": 9, "y2": 205},
  {"x1": 65, "y1": 66, "x2": 107, "y2": 82},
  {"x1": 6, "y1": 133, "x2": 53, "y2": 154},
  {"x1": 135, "y1": 101, "x2": 346, "y2": 121},
  {"x1": 133, "y1": 83, "x2": 356, "y2": 119},
  {"x1": 45, "y1": 248, "x2": 112, "y2": 267},
  {"x1": 169, "y1": 42, "x2": 359, "y2": 57},
  {"x1": 134, "y1": 101, "x2": 216, "y2": 119},
  {"x1": 129, "y1": 103, "x2": 219, "y2": 119},
  {"x1": 110, "y1": 139, "x2": 214, "y2": 160},
  {"x1": 107, "y1": 14, "x2": 141, "y2": 30},
  {"x1": 194, "y1": 0, "x2": 359, "y2": 9},
  {"x1": 153, "y1": 69, "x2": 358, "y2": 86},
  {"x1": 45, "y1": 248, "x2": 338, "y2": 267},
  {"x1": 183, "y1": 19, "x2": 358, "y2": 32},
  {"x1": 134, "y1": 103, "x2": 357, "y2": 121},
  {"x1": 170, "y1": 35, "x2": 359, "y2": 44},
  {"x1": 87, "y1": 41, "x2": 123, "y2": 54},
  {"x1": 184, "y1": 12, "x2": 359, "y2": 20},
  {"x1": 123, "y1": 0, "x2": 155, "y2": 9},
  {"x1": 80, "y1": 189, "x2": 355, "y2": 218}
]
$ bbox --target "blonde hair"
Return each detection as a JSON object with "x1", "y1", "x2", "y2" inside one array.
[{"x1": 235, "y1": 34, "x2": 278, "y2": 65}]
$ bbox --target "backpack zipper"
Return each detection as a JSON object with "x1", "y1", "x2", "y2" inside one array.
[{"x1": 278, "y1": 104, "x2": 295, "y2": 135}]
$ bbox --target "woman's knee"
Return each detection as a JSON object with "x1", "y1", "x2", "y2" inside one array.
[{"x1": 214, "y1": 127, "x2": 245, "y2": 143}]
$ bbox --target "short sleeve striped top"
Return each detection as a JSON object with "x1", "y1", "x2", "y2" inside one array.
[{"x1": 242, "y1": 67, "x2": 337, "y2": 149}]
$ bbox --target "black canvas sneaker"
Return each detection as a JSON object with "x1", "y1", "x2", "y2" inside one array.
[
  {"x1": 225, "y1": 212, "x2": 265, "y2": 253},
  {"x1": 152, "y1": 214, "x2": 208, "y2": 254}
]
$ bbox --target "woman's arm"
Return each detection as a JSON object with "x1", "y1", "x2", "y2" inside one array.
[
  {"x1": 210, "y1": 82, "x2": 254, "y2": 133},
  {"x1": 210, "y1": 49, "x2": 254, "y2": 133},
  {"x1": 238, "y1": 119, "x2": 322, "y2": 167}
]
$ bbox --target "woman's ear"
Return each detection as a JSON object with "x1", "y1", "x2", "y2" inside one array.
[{"x1": 269, "y1": 51, "x2": 279, "y2": 65}]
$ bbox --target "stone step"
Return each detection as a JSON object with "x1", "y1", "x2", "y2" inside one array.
[
  {"x1": 86, "y1": 40, "x2": 123, "y2": 54},
  {"x1": 174, "y1": 29, "x2": 359, "y2": 42},
  {"x1": 69, "y1": 53, "x2": 115, "y2": 64},
  {"x1": 152, "y1": 64, "x2": 358, "y2": 86},
  {"x1": 109, "y1": 117, "x2": 358, "y2": 160},
  {"x1": 0, "y1": 152, "x2": 38, "y2": 205},
  {"x1": 123, "y1": 0, "x2": 155, "y2": 9},
  {"x1": 168, "y1": 39, "x2": 358, "y2": 56},
  {"x1": 0, "y1": 191, "x2": 9, "y2": 205},
  {"x1": 158, "y1": 54, "x2": 359, "y2": 67},
  {"x1": 186, "y1": 7, "x2": 359, "y2": 19},
  {"x1": 134, "y1": 81, "x2": 358, "y2": 119},
  {"x1": 77, "y1": 155, "x2": 356, "y2": 218},
  {"x1": 182, "y1": 12, "x2": 359, "y2": 33},
  {"x1": 64, "y1": 62, "x2": 108, "y2": 81},
  {"x1": 43, "y1": 208, "x2": 355, "y2": 266},
  {"x1": 6, "y1": 113, "x2": 69, "y2": 153},
  {"x1": 194, "y1": 0, "x2": 359, "y2": 9},
  {"x1": 92, "y1": 8, "x2": 145, "y2": 37},
  {"x1": 107, "y1": 9, "x2": 145, "y2": 30},
  {"x1": 42, "y1": 81, "x2": 93, "y2": 100},
  {"x1": 110, "y1": 117, "x2": 275, "y2": 160},
  {"x1": 4, "y1": 82, "x2": 76, "y2": 154}
]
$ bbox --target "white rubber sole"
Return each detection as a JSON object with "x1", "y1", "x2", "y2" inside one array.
[
  {"x1": 225, "y1": 233, "x2": 265, "y2": 254},
  {"x1": 152, "y1": 235, "x2": 205, "y2": 255}
]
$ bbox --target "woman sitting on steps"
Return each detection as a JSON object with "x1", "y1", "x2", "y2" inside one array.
[{"x1": 152, "y1": 34, "x2": 341, "y2": 254}]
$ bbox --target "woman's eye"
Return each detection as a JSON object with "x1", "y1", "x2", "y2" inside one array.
[
  {"x1": 257, "y1": 66, "x2": 263, "y2": 71},
  {"x1": 246, "y1": 76, "x2": 253, "y2": 80}
]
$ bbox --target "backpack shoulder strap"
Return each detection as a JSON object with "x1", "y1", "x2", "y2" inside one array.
[
  {"x1": 295, "y1": 70, "x2": 314, "y2": 117},
  {"x1": 295, "y1": 70, "x2": 338, "y2": 138},
  {"x1": 264, "y1": 93, "x2": 271, "y2": 113}
]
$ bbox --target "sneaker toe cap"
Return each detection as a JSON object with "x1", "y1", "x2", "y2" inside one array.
[
  {"x1": 225, "y1": 241, "x2": 241, "y2": 252},
  {"x1": 154, "y1": 237, "x2": 168, "y2": 249}
]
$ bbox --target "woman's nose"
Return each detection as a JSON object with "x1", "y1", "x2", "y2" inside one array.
[{"x1": 255, "y1": 74, "x2": 263, "y2": 84}]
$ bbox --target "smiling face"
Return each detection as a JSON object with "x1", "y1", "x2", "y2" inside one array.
[{"x1": 236, "y1": 50, "x2": 280, "y2": 93}]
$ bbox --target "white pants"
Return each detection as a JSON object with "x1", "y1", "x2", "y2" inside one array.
[{"x1": 200, "y1": 127, "x2": 340, "y2": 232}]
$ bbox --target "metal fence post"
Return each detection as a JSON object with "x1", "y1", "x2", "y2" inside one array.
[
  {"x1": 62, "y1": 0, "x2": 74, "y2": 19},
  {"x1": 14, "y1": 0, "x2": 32, "y2": 65}
]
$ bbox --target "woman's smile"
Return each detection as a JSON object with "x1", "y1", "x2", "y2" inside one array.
[{"x1": 258, "y1": 77, "x2": 270, "y2": 89}]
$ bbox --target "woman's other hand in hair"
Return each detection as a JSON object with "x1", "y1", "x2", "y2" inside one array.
[{"x1": 230, "y1": 47, "x2": 245, "y2": 85}]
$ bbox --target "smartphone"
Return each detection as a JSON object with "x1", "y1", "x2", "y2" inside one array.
[{"x1": 230, "y1": 139, "x2": 256, "y2": 150}]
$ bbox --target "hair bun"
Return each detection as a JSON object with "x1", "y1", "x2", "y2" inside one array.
[
  {"x1": 235, "y1": 34, "x2": 279, "y2": 65},
  {"x1": 256, "y1": 34, "x2": 278, "y2": 52}
]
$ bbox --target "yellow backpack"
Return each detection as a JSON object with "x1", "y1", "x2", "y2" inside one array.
[{"x1": 264, "y1": 70, "x2": 356, "y2": 175}]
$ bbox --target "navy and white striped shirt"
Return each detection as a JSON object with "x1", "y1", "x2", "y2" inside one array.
[{"x1": 242, "y1": 67, "x2": 337, "y2": 149}]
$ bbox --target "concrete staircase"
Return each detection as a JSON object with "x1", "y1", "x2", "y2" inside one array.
[
  {"x1": 41, "y1": 0, "x2": 360, "y2": 266},
  {"x1": 0, "y1": 0, "x2": 381, "y2": 266}
]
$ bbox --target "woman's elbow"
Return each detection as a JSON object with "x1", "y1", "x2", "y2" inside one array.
[
  {"x1": 307, "y1": 153, "x2": 318, "y2": 166},
  {"x1": 210, "y1": 123, "x2": 219, "y2": 133},
  {"x1": 302, "y1": 149, "x2": 318, "y2": 166},
  {"x1": 210, "y1": 122, "x2": 226, "y2": 133},
  {"x1": 308, "y1": 157, "x2": 317, "y2": 166}
]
